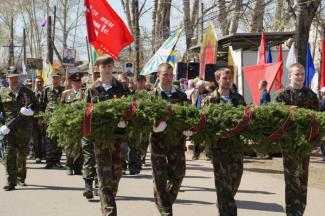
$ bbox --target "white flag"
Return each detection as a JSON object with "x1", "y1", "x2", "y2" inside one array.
[
  {"x1": 22, "y1": 61, "x2": 27, "y2": 75},
  {"x1": 286, "y1": 42, "x2": 296, "y2": 70}
]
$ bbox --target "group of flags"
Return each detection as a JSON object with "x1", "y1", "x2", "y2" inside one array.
[{"x1": 36, "y1": 0, "x2": 325, "y2": 105}]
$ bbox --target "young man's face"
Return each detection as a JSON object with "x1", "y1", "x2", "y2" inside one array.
[
  {"x1": 8, "y1": 76, "x2": 20, "y2": 89},
  {"x1": 289, "y1": 67, "x2": 305, "y2": 87},
  {"x1": 216, "y1": 73, "x2": 232, "y2": 90},
  {"x1": 158, "y1": 66, "x2": 173, "y2": 86},
  {"x1": 51, "y1": 76, "x2": 61, "y2": 87},
  {"x1": 99, "y1": 63, "x2": 114, "y2": 77},
  {"x1": 35, "y1": 78, "x2": 44, "y2": 90}
]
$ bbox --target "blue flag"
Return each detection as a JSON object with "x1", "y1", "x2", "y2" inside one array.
[
  {"x1": 305, "y1": 43, "x2": 315, "y2": 88},
  {"x1": 266, "y1": 46, "x2": 272, "y2": 63},
  {"x1": 140, "y1": 27, "x2": 183, "y2": 75}
]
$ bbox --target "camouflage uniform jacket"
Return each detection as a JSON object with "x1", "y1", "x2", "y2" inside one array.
[
  {"x1": 201, "y1": 89, "x2": 246, "y2": 107},
  {"x1": 85, "y1": 78, "x2": 128, "y2": 103},
  {"x1": 151, "y1": 85, "x2": 188, "y2": 104},
  {"x1": 61, "y1": 88, "x2": 85, "y2": 104},
  {"x1": 0, "y1": 86, "x2": 39, "y2": 126},
  {"x1": 43, "y1": 85, "x2": 65, "y2": 113},
  {"x1": 34, "y1": 89, "x2": 46, "y2": 112},
  {"x1": 275, "y1": 86, "x2": 319, "y2": 111}
]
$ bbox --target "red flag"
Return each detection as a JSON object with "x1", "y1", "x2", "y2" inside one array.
[
  {"x1": 243, "y1": 62, "x2": 282, "y2": 105},
  {"x1": 257, "y1": 32, "x2": 266, "y2": 65},
  {"x1": 320, "y1": 39, "x2": 325, "y2": 88},
  {"x1": 274, "y1": 45, "x2": 283, "y2": 90},
  {"x1": 84, "y1": 0, "x2": 134, "y2": 59}
]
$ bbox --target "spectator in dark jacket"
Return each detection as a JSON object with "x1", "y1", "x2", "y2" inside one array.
[{"x1": 259, "y1": 80, "x2": 271, "y2": 105}]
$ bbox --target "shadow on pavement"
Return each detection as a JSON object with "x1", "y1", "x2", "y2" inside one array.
[
  {"x1": 17, "y1": 184, "x2": 83, "y2": 191},
  {"x1": 237, "y1": 200, "x2": 285, "y2": 212},
  {"x1": 244, "y1": 168, "x2": 283, "y2": 174},
  {"x1": 117, "y1": 195, "x2": 214, "y2": 205},
  {"x1": 238, "y1": 190, "x2": 276, "y2": 195},
  {"x1": 180, "y1": 185, "x2": 215, "y2": 192}
]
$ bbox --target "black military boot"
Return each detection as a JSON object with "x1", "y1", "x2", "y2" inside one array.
[
  {"x1": 66, "y1": 167, "x2": 73, "y2": 175},
  {"x1": 3, "y1": 184, "x2": 15, "y2": 191},
  {"x1": 83, "y1": 179, "x2": 93, "y2": 199},
  {"x1": 94, "y1": 178, "x2": 99, "y2": 196}
]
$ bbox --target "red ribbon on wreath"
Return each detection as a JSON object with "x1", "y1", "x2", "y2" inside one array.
[
  {"x1": 122, "y1": 101, "x2": 138, "y2": 121},
  {"x1": 221, "y1": 107, "x2": 253, "y2": 139},
  {"x1": 267, "y1": 113, "x2": 292, "y2": 143},
  {"x1": 83, "y1": 102, "x2": 94, "y2": 137},
  {"x1": 308, "y1": 113, "x2": 319, "y2": 142},
  {"x1": 189, "y1": 113, "x2": 207, "y2": 133}
]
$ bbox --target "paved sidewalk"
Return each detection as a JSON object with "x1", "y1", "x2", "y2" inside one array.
[{"x1": 0, "y1": 153, "x2": 324, "y2": 216}]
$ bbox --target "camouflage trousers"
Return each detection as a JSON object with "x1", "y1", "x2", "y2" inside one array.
[
  {"x1": 140, "y1": 132, "x2": 150, "y2": 163},
  {"x1": 65, "y1": 144, "x2": 83, "y2": 173},
  {"x1": 283, "y1": 153, "x2": 309, "y2": 216},
  {"x1": 81, "y1": 137, "x2": 96, "y2": 181},
  {"x1": 211, "y1": 148, "x2": 243, "y2": 216},
  {"x1": 94, "y1": 138, "x2": 125, "y2": 216},
  {"x1": 150, "y1": 133, "x2": 186, "y2": 216},
  {"x1": 45, "y1": 129, "x2": 62, "y2": 164},
  {"x1": 128, "y1": 139, "x2": 142, "y2": 173},
  {"x1": 4, "y1": 126, "x2": 31, "y2": 185},
  {"x1": 32, "y1": 117, "x2": 45, "y2": 160}
]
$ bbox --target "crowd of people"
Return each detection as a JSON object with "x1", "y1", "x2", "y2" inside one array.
[{"x1": 0, "y1": 57, "x2": 324, "y2": 216}]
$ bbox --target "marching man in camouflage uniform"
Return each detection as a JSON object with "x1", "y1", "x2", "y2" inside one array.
[
  {"x1": 84, "y1": 56, "x2": 128, "y2": 216},
  {"x1": 202, "y1": 67, "x2": 246, "y2": 216},
  {"x1": 43, "y1": 71, "x2": 65, "y2": 169},
  {"x1": 33, "y1": 76, "x2": 45, "y2": 163},
  {"x1": 150, "y1": 63, "x2": 189, "y2": 216},
  {"x1": 61, "y1": 72, "x2": 84, "y2": 175},
  {"x1": 275, "y1": 63, "x2": 319, "y2": 216},
  {"x1": 0, "y1": 66, "x2": 39, "y2": 191}
]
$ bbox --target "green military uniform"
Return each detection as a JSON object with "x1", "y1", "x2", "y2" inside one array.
[
  {"x1": 43, "y1": 80, "x2": 65, "y2": 168},
  {"x1": 0, "y1": 71, "x2": 39, "y2": 190},
  {"x1": 150, "y1": 85, "x2": 188, "y2": 216},
  {"x1": 85, "y1": 78, "x2": 128, "y2": 216},
  {"x1": 61, "y1": 72, "x2": 84, "y2": 175},
  {"x1": 202, "y1": 89, "x2": 246, "y2": 216},
  {"x1": 33, "y1": 87, "x2": 46, "y2": 162},
  {"x1": 275, "y1": 86, "x2": 319, "y2": 216},
  {"x1": 128, "y1": 90, "x2": 147, "y2": 174}
]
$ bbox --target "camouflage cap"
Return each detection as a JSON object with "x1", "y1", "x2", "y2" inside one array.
[
  {"x1": 51, "y1": 71, "x2": 61, "y2": 77},
  {"x1": 6, "y1": 66, "x2": 20, "y2": 78},
  {"x1": 69, "y1": 72, "x2": 82, "y2": 82}
]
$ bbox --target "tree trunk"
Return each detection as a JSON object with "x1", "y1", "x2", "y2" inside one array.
[
  {"x1": 132, "y1": 0, "x2": 140, "y2": 77},
  {"x1": 250, "y1": 0, "x2": 265, "y2": 32},
  {"x1": 155, "y1": 0, "x2": 172, "y2": 48},
  {"x1": 63, "y1": 0, "x2": 68, "y2": 49},
  {"x1": 295, "y1": 0, "x2": 321, "y2": 66},
  {"x1": 229, "y1": 0, "x2": 242, "y2": 34},
  {"x1": 217, "y1": 0, "x2": 229, "y2": 35},
  {"x1": 183, "y1": 0, "x2": 191, "y2": 49},
  {"x1": 152, "y1": 0, "x2": 159, "y2": 53},
  {"x1": 272, "y1": 0, "x2": 283, "y2": 31}
]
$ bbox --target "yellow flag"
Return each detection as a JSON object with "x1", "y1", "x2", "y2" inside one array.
[
  {"x1": 228, "y1": 46, "x2": 238, "y2": 84},
  {"x1": 199, "y1": 23, "x2": 217, "y2": 78}
]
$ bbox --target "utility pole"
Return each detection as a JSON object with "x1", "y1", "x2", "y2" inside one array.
[
  {"x1": 47, "y1": 16, "x2": 54, "y2": 65},
  {"x1": 23, "y1": 28, "x2": 27, "y2": 64},
  {"x1": 9, "y1": 17, "x2": 14, "y2": 66}
]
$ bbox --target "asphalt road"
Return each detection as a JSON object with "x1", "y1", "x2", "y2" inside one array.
[{"x1": 0, "y1": 152, "x2": 324, "y2": 216}]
